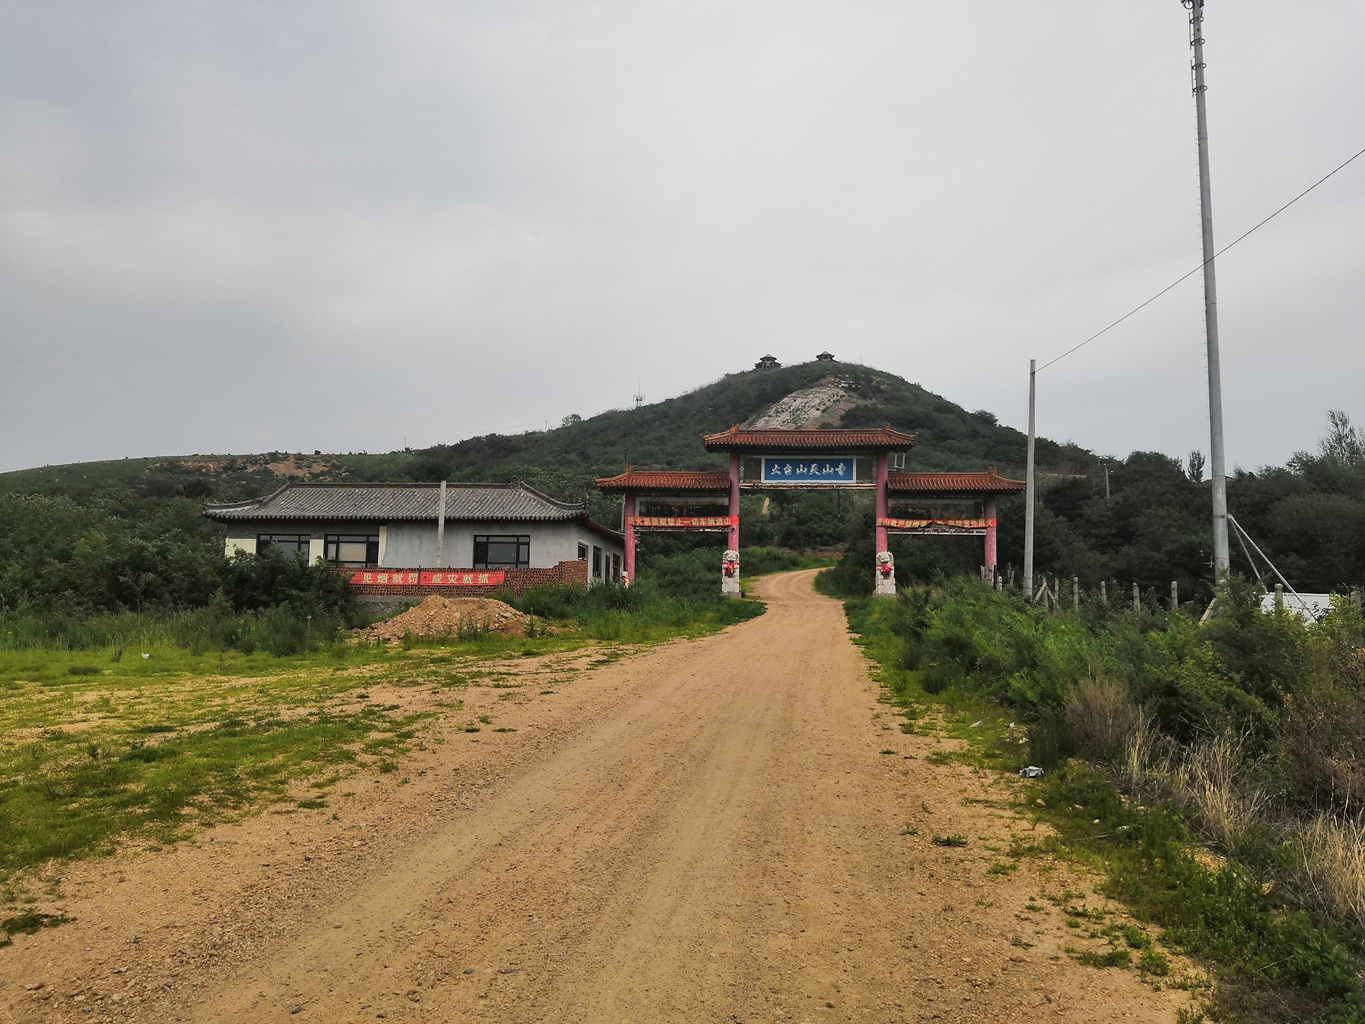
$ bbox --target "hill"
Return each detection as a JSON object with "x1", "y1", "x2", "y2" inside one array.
[
  {"x1": 0, "y1": 359, "x2": 1089, "y2": 506},
  {"x1": 405, "y1": 359, "x2": 1090, "y2": 486}
]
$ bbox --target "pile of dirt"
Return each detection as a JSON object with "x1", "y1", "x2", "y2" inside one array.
[{"x1": 367, "y1": 595, "x2": 535, "y2": 640}]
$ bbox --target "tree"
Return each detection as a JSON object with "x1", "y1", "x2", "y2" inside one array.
[
  {"x1": 1188, "y1": 450, "x2": 1206, "y2": 483},
  {"x1": 1322, "y1": 410, "x2": 1365, "y2": 467}
]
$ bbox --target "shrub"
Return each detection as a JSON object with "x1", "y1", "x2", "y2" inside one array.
[{"x1": 1282, "y1": 607, "x2": 1365, "y2": 813}]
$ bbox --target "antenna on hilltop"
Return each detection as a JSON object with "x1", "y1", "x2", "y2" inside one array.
[{"x1": 634, "y1": 381, "x2": 645, "y2": 409}]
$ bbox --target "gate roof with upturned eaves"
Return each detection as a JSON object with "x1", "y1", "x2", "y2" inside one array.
[
  {"x1": 888, "y1": 467, "x2": 1026, "y2": 496},
  {"x1": 594, "y1": 469, "x2": 731, "y2": 494},
  {"x1": 701, "y1": 424, "x2": 918, "y2": 453}
]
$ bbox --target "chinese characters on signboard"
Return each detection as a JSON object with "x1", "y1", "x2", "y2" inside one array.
[
  {"x1": 877, "y1": 516, "x2": 995, "y2": 535},
  {"x1": 626, "y1": 516, "x2": 738, "y2": 528},
  {"x1": 348, "y1": 571, "x2": 506, "y2": 587},
  {"x1": 760, "y1": 457, "x2": 858, "y2": 485},
  {"x1": 421, "y1": 571, "x2": 506, "y2": 586},
  {"x1": 349, "y1": 571, "x2": 421, "y2": 585}
]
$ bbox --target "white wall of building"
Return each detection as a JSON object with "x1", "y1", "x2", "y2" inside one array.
[
  {"x1": 381, "y1": 520, "x2": 621, "y2": 570},
  {"x1": 222, "y1": 519, "x2": 621, "y2": 573},
  {"x1": 224, "y1": 536, "x2": 257, "y2": 557}
]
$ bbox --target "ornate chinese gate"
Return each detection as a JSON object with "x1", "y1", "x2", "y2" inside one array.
[{"x1": 596, "y1": 427, "x2": 1024, "y2": 597}]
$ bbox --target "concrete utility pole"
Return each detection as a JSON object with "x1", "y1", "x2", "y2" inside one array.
[
  {"x1": 1023, "y1": 359, "x2": 1037, "y2": 598},
  {"x1": 1187, "y1": 0, "x2": 1230, "y2": 576}
]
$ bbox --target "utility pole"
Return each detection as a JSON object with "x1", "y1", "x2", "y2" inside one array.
[
  {"x1": 1187, "y1": 0, "x2": 1230, "y2": 575},
  {"x1": 1023, "y1": 359, "x2": 1037, "y2": 598}
]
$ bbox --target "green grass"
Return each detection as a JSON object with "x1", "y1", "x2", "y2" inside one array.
[
  {"x1": 0, "y1": 910, "x2": 71, "y2": 947},
  {"x1": 510, "y1": 578, "x2": 765, "y2": 642},
  {"x1": 0, "y1": 641, "x2": 444, "y2": 876}
]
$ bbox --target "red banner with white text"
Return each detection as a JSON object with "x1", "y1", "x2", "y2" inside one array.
[
  {"x1": 627, "y1": 515, "x2": 738, "y2": 529},
  {"x1": 348, "y1": 570, "x2": 506, "y2": 587},
  {"x1": 419, "y1": 571, "x2": 506, "y2": 587}
]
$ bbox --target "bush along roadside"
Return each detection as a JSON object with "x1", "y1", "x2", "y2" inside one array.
[{"x1": 831, "y1": 572, "x2": 1365, "y2": 1023}]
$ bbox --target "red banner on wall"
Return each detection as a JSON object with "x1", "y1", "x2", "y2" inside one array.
[
  {"x1": 419, "y1": 571, "x2": 506, "y2": 587},
  {"x1": 627, "y1": 515, "x2": 738, "y2": 528},
  {"x1": 348, "y1": 570, "x2": 507, "y2": 587}
]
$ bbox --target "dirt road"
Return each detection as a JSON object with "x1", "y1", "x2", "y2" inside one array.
[{"x1": 2, "y1": 571, "x2": 1191, "y2": 1023}]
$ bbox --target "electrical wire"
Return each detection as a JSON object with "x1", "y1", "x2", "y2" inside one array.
[{"x1": 1037, "y1": 144, "x2": 1365, "y2": 372}]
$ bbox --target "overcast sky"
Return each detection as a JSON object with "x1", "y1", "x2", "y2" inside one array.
[{"x1": 2, "y1": 1, "x2": 1361, "y2": 474}]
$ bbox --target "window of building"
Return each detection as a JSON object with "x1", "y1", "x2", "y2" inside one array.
[
  {"x1": 592, "y1": 545, "x2": 602, "y2": 579},
  {"x1": 610, "y1": 553, "x2": 620, "y2": 582},
  {"x1": 577, "y1": 543, "x2": 588, "y2": 562},
  {"x1": 325, "y1": 534, "x2": 379, "y2": 567},
  {"x1": 474, "y1": 535, "x2": 530, "y2": 569},
  {"x1": 258, "y1": 534, "x2": 311, "y2": 559}
]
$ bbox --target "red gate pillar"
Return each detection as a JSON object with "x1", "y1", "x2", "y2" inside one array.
[
  {"x1": 874, "y1": 452, "x2": 895, "y2": 596},
  {"x1": 722, "y1": 452, "x2": 742, "y2": 597},
  {"x1": 984, "y1": 495, "x2": 998, "y2": 575},
  {"x1": 623, "y1": 491, "x2": 637, "y2": 585}
]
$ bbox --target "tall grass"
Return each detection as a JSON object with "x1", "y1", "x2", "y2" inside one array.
[
  {"x1": 1296, "y1": 814, "x2": 1365, "y2": 929},
  {"x1": 510, "y1": 578, "x2": 762, "y2": 641},
  {"x1": 0, "y1": 599, "x2": 357, "y2": 657}
]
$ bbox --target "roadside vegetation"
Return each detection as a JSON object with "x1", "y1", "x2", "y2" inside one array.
[{"x1": 832, "y1": 570, "x2": 1365, "y2": 1022}]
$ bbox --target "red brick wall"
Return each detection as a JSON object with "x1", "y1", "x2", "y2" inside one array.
[{"x1": 338, "y1": 559, "x2": 588, "y2": 598}]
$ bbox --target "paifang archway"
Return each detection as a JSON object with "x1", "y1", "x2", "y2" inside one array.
[{"x1": 595, "y1": 426, "x2": 1025, "y2": 596}]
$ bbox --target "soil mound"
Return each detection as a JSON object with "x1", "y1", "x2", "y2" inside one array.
[{"x1": 367, "y1": 595, "x2": 533, "y2": 640}]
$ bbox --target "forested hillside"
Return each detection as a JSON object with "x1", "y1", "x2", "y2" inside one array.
[{"x1": 992, "y1": 411, "x2": 1365, "y2": 595}]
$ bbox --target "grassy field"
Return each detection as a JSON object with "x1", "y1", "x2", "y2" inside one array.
[{"x1": 0, "y1": 585, "x2": 763, "y2": 893}]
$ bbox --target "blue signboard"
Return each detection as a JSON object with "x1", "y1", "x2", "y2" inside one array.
[{"x1": 761, "y1": 457, "x2": 858, "y2": 484}]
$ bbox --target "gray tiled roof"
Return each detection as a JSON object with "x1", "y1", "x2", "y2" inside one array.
[{"x1": 204, "y1": 482, "x2": 586, "y2": 523}]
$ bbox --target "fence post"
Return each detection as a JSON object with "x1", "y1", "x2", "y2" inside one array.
[
  {"x1": 1073, "y1": 576, "x2": 1080, "y2": 612},
  {"x1": 1100, "y1": 579, "x2": 1107, "y2": 605},
  {"x1": 1274, "y1": 583, "x2": 1283, "y2": 610},
  {"x1": 1352, "y1": 586, "x2": 1362, "y2": 613},
  {"x1": 1132, "y1": 583, "x2": 1140, "y2": 612},
  {"x1": 1170, "y1": 580, "x2": 1178, "y2": 612}
]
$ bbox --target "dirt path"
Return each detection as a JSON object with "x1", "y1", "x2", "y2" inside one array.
[{"x1": 2, "y1": 571, "x2": 1192, "y2": 1023}]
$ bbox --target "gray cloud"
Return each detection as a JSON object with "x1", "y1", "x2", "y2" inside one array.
[{"x1": 2, "y1": 0, "x2": 1362, "y2": 470}]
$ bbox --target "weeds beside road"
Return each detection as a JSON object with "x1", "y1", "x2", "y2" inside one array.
[{"x1": 831, "y1": 573, "x2": 1365, "y2": 1024}]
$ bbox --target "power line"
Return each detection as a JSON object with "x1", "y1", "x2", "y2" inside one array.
[{"x1": 1036, "y1": 143, "x2": 1365, "y2": 373}]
